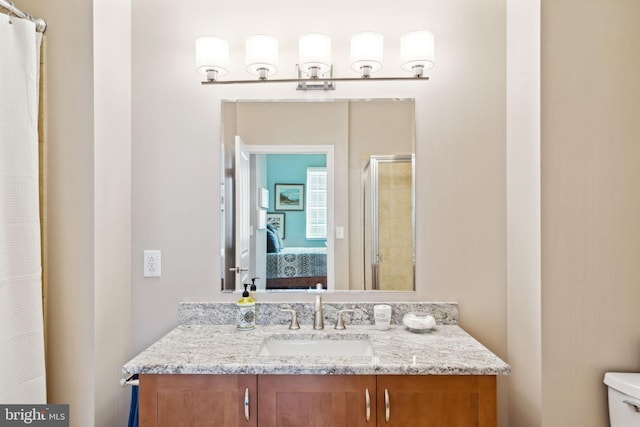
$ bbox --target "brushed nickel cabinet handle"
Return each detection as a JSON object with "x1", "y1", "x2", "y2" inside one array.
[
  {"x1": 385, "y1": 388, "x2": 390, "y2": 423},
  {"x1": 244, "y1": 388, "x2": 250, "y2": 421},
  {"x1": 624, "y1": 400, "x2": 640, "y2": 412},
  {"x1": 365, "y1": 388, "x2": 371, "y2": 422}
]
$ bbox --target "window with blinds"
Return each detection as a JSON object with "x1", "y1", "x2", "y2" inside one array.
[{"x1": 306, "y1": 167, "x2": 327, "y2": 239}]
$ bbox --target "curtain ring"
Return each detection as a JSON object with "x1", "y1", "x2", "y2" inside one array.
[{"x1": 6, "y1": 0, "x2": 15, "y2": 24}]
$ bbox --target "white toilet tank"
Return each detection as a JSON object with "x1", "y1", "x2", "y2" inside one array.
[{"x1": 604, "y1": 372, "x2": 640, "y2": 426}]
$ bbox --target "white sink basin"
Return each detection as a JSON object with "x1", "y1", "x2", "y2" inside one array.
[{"x1": 257, "y1": 335, "x2": 374, "y2": 357}]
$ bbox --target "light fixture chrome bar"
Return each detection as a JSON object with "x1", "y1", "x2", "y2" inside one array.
[
  {"x1": 201, "y1": 75, "x2": 428, "y2": 88},
  {"x1": 201, "y1": 64, "x2": 428, "y2": 89},
  {"x1": 0, "y1": 0, "x2": 46, "y2": 32}
]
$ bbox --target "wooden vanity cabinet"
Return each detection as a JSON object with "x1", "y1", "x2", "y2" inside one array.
[
  {"x1": 257, "y1": 375, "x2": 376, "y2": 427},
  {"x1": 377, "y1": 375, "x2": 496, "y2": 426},
  {"x1": 139, "y1": 374, "x2": 496, "y2": 427},
  {"x1": 139, "y1": 374, "x2": 257, "y2": 427},
  {"x1": 257, "y1": 375, "x2": 496, "y2": 427}
]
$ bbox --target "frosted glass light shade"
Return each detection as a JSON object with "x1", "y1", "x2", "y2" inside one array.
[
  {"x1": 350, "y1": 32, "x2": 383, "y2": 74},
  {"x1": 196, "y1": 36, "x2": 229, "y2": 77},
  {"x1": 245, "y1": 35, "x2": 279, "y2": 78},
  {"x1": 400, "y1": 30, "x2": 435, "y2": 74},
  {"x1": 298, "y1": 33, "x2": 332, "y2": 75}
]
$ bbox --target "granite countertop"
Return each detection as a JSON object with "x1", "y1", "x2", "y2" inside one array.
[{"x1": 123, "y1": 323, "x2": 510, "y2": 376}]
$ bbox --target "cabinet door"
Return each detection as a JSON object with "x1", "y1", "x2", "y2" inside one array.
[
  {"x1": 258, "y1": 375, "x2": 376, "y2": 427},
  {"x1": 377, "y1": 375, "x2": 496, "y2": 427},
  {"x1": 139, "y1": 374, "x2": 257, "y2": 427}
]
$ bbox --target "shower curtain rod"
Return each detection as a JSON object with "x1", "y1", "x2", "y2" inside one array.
[{"x1": 0, "y1": 0, "x2": 46, "y2": 32}]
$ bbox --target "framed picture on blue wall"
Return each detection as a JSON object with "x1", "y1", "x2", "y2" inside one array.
[
  {"x1": 266, "y1": 212, "x2": 285, "y2": 239},
  {"x1": 275, "y1": 183, "x2": 304, "y2": 211}
]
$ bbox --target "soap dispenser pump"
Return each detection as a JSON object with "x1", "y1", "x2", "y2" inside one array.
[
  {"x1": 249, "y1": 277, "x2": 259, "y2": 298},
  {"x1": 236, "y1": 283, "x2": 256, "y2": 331}
]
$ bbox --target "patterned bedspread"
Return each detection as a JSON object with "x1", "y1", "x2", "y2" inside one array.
[{"x1": 266, "y1": 247, "x2": 327, "y2": 278}]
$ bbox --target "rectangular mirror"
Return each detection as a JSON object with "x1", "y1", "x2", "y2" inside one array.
[{"x1": 221, "y1": 99, "x2": 415, "y2": 292}]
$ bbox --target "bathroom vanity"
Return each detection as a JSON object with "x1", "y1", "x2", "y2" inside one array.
[
  {"x1": 139, "y1": 373, "x2": 495, "y2": 426},
  {"x1": 123, "y1": 303, "x2": 509, "y2": 426}
]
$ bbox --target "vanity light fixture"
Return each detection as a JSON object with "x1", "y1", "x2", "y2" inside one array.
[
  {"x1": 350, "y1": 31, "x2": 383, "y2": 78},
  {"x1": 195, "y1": 36, "x2": 229, "y2": 82},
  {"x1": 195, "y1": 30, "x2": 434, "y2": 90},
  {"x1": 245, "y1": 34, "x2": 279, "y2": 79},
  {"x1": 298, "y1": 33, "x2": 332, "y2": 77},
  {"x1": 400, "y1": 30, "x2": 435, "y2": 78}
]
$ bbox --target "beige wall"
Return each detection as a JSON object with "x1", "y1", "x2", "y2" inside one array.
[
  {"x1": 14, "y1": 0, "x2": 640, "y2": 424},
  {"x1": 348, "y1": 100, "x2": 415, "y2": 290},
  {"x1": 12, "y1": 0, "x2": 574, "y2": 425},
  {"x1": 93, "y1": 0, "x2": 132, "y2": 425},
  {"x1": 506, "y1": 0, "x2": 541, "y2": 425},
  {"x1": 130, "y1": 0, "x2": 507, "y2": 422},
  {"x1": 18, "y1": 0, "x2": 96, "y2": 424},
  {"x1": 16, "y1": 0, "x2": 132, "y2": 426},
  {"x1": 131, "y1": 0, "x2": 507, "y2": 349},
  {"x1": 541, "y1": 0, "x2": 640, "y2": 425}
]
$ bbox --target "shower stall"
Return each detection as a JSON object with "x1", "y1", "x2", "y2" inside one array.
[{"x1": 362, "y1": 154, "x2": 415, "y2": 291}]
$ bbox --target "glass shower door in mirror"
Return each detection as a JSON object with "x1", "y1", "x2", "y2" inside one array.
[{"x1": 363, "y1": 154, "x2": 415, "y2": 291}]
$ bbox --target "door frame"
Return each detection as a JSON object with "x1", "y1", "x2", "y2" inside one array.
[{"x1": 242, "y1": 143, "x2": 335, "y2": 291}]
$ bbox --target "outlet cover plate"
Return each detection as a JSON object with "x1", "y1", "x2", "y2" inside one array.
[{"x1": 144, "y1": 250, "x2": 161, "y2": 277}]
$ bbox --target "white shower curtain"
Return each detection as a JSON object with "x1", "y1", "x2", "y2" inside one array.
[{"x1": 0, "y1": 14, "x2": 46, "y2": 403}]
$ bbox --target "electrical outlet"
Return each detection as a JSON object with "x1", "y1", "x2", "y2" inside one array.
[{"x1": 144, "y1": 250, "x2": 161, "y2": 277}]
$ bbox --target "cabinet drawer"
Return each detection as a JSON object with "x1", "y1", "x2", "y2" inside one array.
[
  {"x1": 258, "y1": 375, "x2": 376, "y2": 427},
  {"x1": 139, "y1": 374, "x2": 257, "y2": 427},
  {"x1": 377, "y1": 375, "x2": 496, "y2": 427}
]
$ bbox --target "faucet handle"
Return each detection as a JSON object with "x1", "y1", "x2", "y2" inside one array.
[
  {"x1": 280, "y1": 309, "x2": 300, "y2": 330},
  {"x1": 334, "y1": 309, "x2": 355, "y2": 330}
]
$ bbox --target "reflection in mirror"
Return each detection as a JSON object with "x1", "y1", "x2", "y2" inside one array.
[
  {"x1": 221, "y1": 99, "x2": 415, "y2": 292},
  {"x1": 265, "y1": 153, "x2": 329, "y2": 290},
  {"x1": 363, "y1": 155, "x2": 415, "y2": 291}
]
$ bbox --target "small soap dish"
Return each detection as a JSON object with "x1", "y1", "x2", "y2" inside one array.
[{"x1": 402, "y1": 312, "x2": 436, "y2": 333}]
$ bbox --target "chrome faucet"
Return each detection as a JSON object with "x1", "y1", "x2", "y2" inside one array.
[{"x1": 313, "y1": 295, "x2": 324, "y2": 330}]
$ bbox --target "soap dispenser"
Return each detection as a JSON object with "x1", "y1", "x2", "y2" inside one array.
[
  {"x1": 236, "y1": 283, "x2": 256, "y2": 331},
  {"x1": 249, "y1": 277, "x2": 259, "y2": 299}
]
